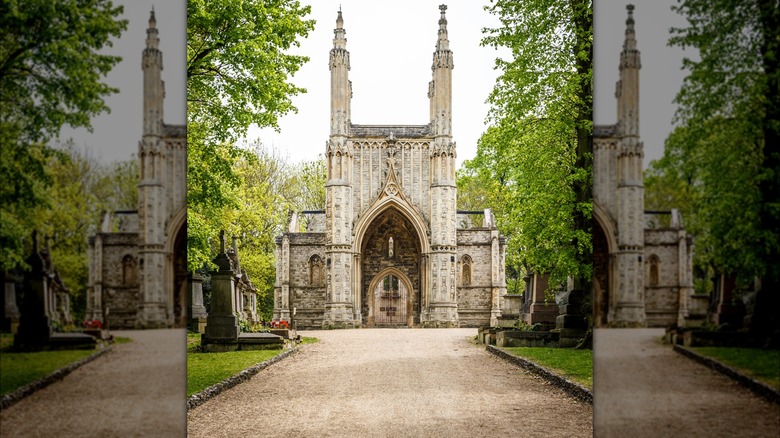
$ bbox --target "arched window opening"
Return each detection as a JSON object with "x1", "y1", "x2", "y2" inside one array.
[
  {"x1": 461, "y1": 255, "x2": 472, "y2": 286},
  {"x1": 648, "y1": 255, "x2": 660, "y2": 287},
  {"x1": 309, "y1": 255, "x2": 324, "y2": 286},
  {"x1": 122, "y1": 255, "x2": 137, "y2": 286}
]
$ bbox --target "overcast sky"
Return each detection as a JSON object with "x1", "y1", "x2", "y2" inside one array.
[
  {"x1": 594, "y1": 0, "x2": 694, "y2": 168},
  {"x1": 58, "y1": 0, "x2": 186, "y2": 164},
  {"x1": 249, "y1": 0, "x2": 504, "y2": 168},
  {"x1": 60, "y1": 0, "x2": 694, "y2": 171}
]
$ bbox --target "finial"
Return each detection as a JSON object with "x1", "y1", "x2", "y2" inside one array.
[
  {"x1": 626, "y1": 4, "x2": 635, "y2": 24},
  {"x1": 219, "y1": 230, "x2": 225, "y2": 253},
  {"x1": 32, "y1": 230, "x2": 38, "y2": 253}
]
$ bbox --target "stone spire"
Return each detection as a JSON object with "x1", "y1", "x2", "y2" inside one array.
[
  {"x1": 616, "y1": 3, "x2": 640, "y2": 137},
  {"x1": 436, "y1": 4, "x2": 450, "y2": 52},
  {"x1": 429, "y1": 4, "x2": 453, "y2": 136},
  {"x1": 146, "y1": 7, "x2": 159, "y2": 50},
  {"x1": 142, "y1": 7, "x2": 163, "y2": 137},
  {"x1": 329, "y1": 9, "x2": 350, "y2": 137},
  {"x1": 621, "y1": 4, "x2": 640, "y2": 68}
]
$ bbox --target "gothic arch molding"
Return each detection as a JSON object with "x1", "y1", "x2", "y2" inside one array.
[{"x1": 353, "y1": 197, "x2": 430, "y2": 255}]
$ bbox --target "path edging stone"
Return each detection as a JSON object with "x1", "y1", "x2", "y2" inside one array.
[
  {"x1": 673, "y1": 344, "x2": 780, "y2": 405},
  {"x1": 486, "y1": 344, "x2": 592, "y2": 404},
  {"x1": 0, "y1": 345, "x2": 112, "y2": 411},
  {"x1": 187, "y1": 347, "x2": 299, "y2": 410}
]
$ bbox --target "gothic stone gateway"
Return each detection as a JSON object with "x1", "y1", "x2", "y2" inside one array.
[
  {"x1": 274, "y1": 6, "x2": 507, "y2": 329},
  {"x1": 85, "y1": 10, "x2": 187, "y2": 329}
]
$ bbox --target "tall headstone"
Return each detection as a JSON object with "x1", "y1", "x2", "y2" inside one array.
[
  {"x1": 188, "y1": 272, "x2": 208, "y2": 333},
  {"x1": 2, "y1": 270, "x2": 21, "y2": 333},
  {"x1": 14, "y1": 232, "x2": 53, "y2": 347},
  {"x1": 203, "y1": 231, "x2": 240, "y2": 344}
]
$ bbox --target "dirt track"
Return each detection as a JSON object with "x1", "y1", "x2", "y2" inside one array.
[
  {"x1": 187, "y1": 328, "x2": 592, "y2": 437},
  {"x1": 593, "y1": 328, "x2": 780, "y2": 437},
  {"x1": 0, "y1": 329, "x2": 186, "y2": 437}
]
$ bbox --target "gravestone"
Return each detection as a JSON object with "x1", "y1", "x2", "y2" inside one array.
[
  {"x1": 14, "y1": 233, "x2": 53, "y2": 348},
  {"x1": 188, "y1": 272, "x2": 208, "y2": 333},
  {"x1": 2, "y1": 270, "x2": 21, "y2": 333},
  {"x1": 521, "y1": 273, "x2": 559, "y2": 328},
  {"x1": 202, "y1": 231, "x2": 283, "y2": 352},
  {"x1": 202, "y1": 231, "x2": 241, "y2": 347},
  {"x1": 555, "y1": 289, "x2": 588, "y2": 348},
  {"x1": 14, "y1": 233, "x2": 96, "y2": 350}
]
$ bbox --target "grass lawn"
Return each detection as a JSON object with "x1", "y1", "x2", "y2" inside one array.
[
  {"x1": 503, "y1": 346, "x2": 593, "y2": 389},
  {"x1": 0, "y1": 333, "x2": 96, "y2": 396},
  {"x1": 187, "y1": 333, "x2": 317, "y2": 397},
  {"x1": 691, "y1": 347, "x2": 780, "y2": 391}
]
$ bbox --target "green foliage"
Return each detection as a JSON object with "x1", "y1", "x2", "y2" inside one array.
[
  {"x1": 472, "y1": 0, "x2": 593, "y2": 291},
  {"x1": 648, "y1": 0, "x2": 780, "y2": 288},
  {"x1": 30, "y1": 143, "x2": 138, "y2": 321},
  {"x1": 186, "y1": 0, "x2": 315, "y2": 280},
  {"x1": 187, "y1": 0, "x2": 314, "y2": 143},
  {"x1": 502, "y1": 346, "x2": 593, "y2": 388},
  {"x1": 187, "y1": 349, "x2": 284, "y2": 396},
  {"x1": 0, "y1": 0, "x2": 127, "y2": 272},
  {"x1": 189, "y1": 141, "x2": 326, "y2": 319},
  {"x1": 691, "y1": 347, "x2": 780, "y2": 390}
]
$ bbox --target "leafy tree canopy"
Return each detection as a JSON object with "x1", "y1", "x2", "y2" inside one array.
[
  {"x1": 0, "y1": 0, "x2": 127, "y2": 272},
  {"x1": 186, "y1": 0, "x2": 315, "y2": 273},
  {"x1": 187, "y1": 0, "x2": 315, "y2": 142},
  {"x1": 649, "y1": 0, "x2": 780, "y2": 287},
  {"x1": 470, "y1": 0, "x2": 592, "y2": 291}
]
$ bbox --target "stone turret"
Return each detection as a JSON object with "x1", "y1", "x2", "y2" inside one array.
[
  {"x1": 613, "y1": 4, "x2": 646, "y2": 326},
  {"x1": 427, "y1": 4, "x2": 458, "y2": 326},
  {"x1": 136, "y1": 8, "x2": 169, "y2": 328},
  {"x1": 324, "y1": 10, "x2": 357, "y2": 328}
]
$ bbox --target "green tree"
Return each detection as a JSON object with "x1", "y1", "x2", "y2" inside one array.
[
  {"x1": 0, "y1": 0, "x2": 127, "y2": 271},
  {"x1": 474, "y1": 0, "x2": 593, "y2": 293},
  {"x1": 29, "y1": 142, "x2": 138, "y2": 321},
  {"x1": 664, "y1": 1, "x2": 779, "y2": 299},
  {"x1": 186, "y1": 0, "x2": 314, "y2": 271}
]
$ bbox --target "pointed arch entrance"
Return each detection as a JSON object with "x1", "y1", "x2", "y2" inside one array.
[
  {"x1": 356, "y1": 206, "x2": 425, "y2": 327},
  {"x1": 368, "y1": 268, "x2": 414, "y2": 327},
  {"x1": 165, "y1": 206, "x2": 187, "y2": 328},
  {"x1": 593, "y1": 204, "x2": 617, "y2": 327}
]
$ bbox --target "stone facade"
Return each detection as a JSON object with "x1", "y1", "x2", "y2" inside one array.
[
  {"x1": 593, "y1": 5, "x2": 694, "y2": 328},
  {"x1": 86, "y1": 10, "x2": 187, "y2": 329},
  {"x1": 274, "y1": 6, "x2": 506, "y2": 329}
]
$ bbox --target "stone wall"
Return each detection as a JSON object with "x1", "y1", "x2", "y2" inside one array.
[
  {"x1": 644, "y1": 228, "x2": 685, "y2": 327},
  {"x1": 456, "y1": 229, "x2": 497, "y2": 327},
  {"x1": 98, "y1": 233, "x2": 140, "y2": 329},
  {"x1": 286, "y1": 233, "x2": 326, "y2": 329}
]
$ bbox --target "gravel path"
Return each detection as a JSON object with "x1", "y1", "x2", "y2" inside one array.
[
  {"x1": 593, "y1": 328, "x2": 780, "y2": 437},
  {"x1": 188, "y1": 328, "x2": 592, "y2": 437},
  {"x1": 0, "y1": 329, "x2": 186, "y2": 437}
]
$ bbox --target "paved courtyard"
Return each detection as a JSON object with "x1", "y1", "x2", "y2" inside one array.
[
  {"x1": 594, "y1": 328, "x2": 780, "y2": 437},
  {"x1": 188, "y1": 328, "x2": 592, "y2": 437},
  {"x1": 0, "y1": 329, "x2": 187, "y2": 437}
]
